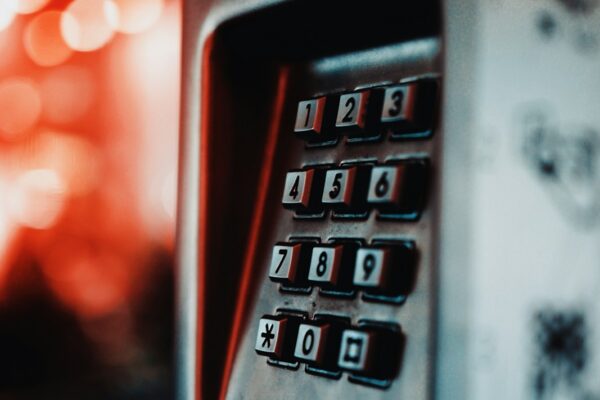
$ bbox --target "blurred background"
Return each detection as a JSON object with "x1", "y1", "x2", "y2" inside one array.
[{"x1": 0, "y1": 0, "x2": 180, "y2": 398}]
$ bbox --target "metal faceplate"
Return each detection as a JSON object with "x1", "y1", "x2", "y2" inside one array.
[{"x1": 224, "y1": 39, "x2": 441, "y2": 399}]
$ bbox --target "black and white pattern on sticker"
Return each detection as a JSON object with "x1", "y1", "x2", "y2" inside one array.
[
  {"x1": 531, "y1": 308, "x2": 600, "y2": 400},
  {"x1": 518, "y1": 106, "x2": 600, "y2": 228},
  {"x1": 533, "y1": 0, "x2": 600, "y2": 54}
]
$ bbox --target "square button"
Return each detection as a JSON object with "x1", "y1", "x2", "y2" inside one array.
[
  {"x1": 366, "y1": 161, "x2": 428, "y2": 216},
  {"x1": 353, "y1": 247, "x2": 392, "y2": 290},
  {"x1": 322, "y1": 167, "x2": 356, "y2": 208},
  {"x1": 268, "y1": 243, "x2": 303, "y2": 285},
  {"x1": 307, "y1": 245, "x2": 343, "y2": 286},
  {"x1": 380, "y1": 83, "x2": 418, "y2": 124},
  {"x1": 282, "y1": 169, "x2": 314, "y2": 210},
  {"x1": 294, "y1": 323, "x2": 328, "y2": 364},
  {"x1": 255, "y1": 317, "x2": 287, "y2": 358},
  {"x1": 335, "y1": 91, "x2": 369, "y2": 130},
  {"x1": 294, "y1": 97, "x2": 326, "y2": 139},
  {"x1": 338, "y1": 329, "x2": 371, "y2": 372}
]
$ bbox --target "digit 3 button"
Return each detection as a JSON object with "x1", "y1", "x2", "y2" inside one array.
[
  {"x1": 293, "y1": 321, "x2": 343, "y2": 370},
  {"x1": 337, "y1": 327, "x2": 404, "y2": 380},
  {"x1": 282, "y1": 168, "x2": 325, "y2": 214},
  {"x1": 377, "y1": 80, "x2": 438, "y2": 136},
  {"x1": 255, "y1": 315, "x2": 301, "y2": 361},
  {"x1": 367, "y1": 160, "x2": 428, "y2": 218},
  {"x1": 353, "y1": 243, "x2": 415, "y2": 297},
  {"x1": 321, "y1": 166, "x2": 370, "y2": 213}
]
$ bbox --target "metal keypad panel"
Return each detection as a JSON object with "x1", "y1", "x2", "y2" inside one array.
[{"x1": 227, "y1": 37, "x2": 441, "y2": 400}]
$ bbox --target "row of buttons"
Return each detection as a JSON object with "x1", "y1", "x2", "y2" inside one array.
[
  {"x1": 255, "y1": 314, "x2": 403, "y2": 384},
  {"x1": 282, "y1": 159, "x2": 428, "y2": 218},
  {"x1": 269, "y1": 240, "x2": 415, "y2": 299},
  {"x1": 293, "y1": 79, "x2": 437, "y2": 143}
]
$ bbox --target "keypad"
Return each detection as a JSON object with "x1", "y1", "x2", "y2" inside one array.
[{"x1": 260, "y1": 76, "x2": 437, "y2": 389}]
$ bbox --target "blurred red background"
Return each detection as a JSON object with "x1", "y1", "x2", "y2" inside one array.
[{"x1": 0, "y1": 0, "x2": 180, "y2": 398}]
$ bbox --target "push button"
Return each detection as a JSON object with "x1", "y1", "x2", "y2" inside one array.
[
  {"x1": 308, "y1": 242, "x2": 357, "y2": 291},
  {"x1": 268, "y1": 242, "x2": 311, "y2": 287},
  {"x1": 353, "y1": 243, "x2": 415, "y2": 297},
  {"x1": 294, "y1": 97, "x2": 327, "y2": 140},
  {"x1": 255, "y1": 315, "x2": 301, "y2": 361},
  {"x1": 378, "y1": 80, "x2": 437, "y2": 137},
  {"x1": 321, "y1": 166, "x2": 369, "y2": 212},
  {"x1": 337, "y1": 327, "x2": 402, "y2": 379},
  {"x1": 334, "y1": 91, "x2": 370, "y2": 133},
  {"x1": 282, "y1": 169, "x2": 324, "y2": 213},
  {"x1": 366, "y1": 160, "x2": 428, "y2": 217},
  {"x1": 294, "y1": 320, "x2": 344, "y2": 370}
]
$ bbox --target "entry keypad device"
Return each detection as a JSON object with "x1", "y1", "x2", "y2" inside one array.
[{"x1": 257, "y1": 77, "x2": 437, "y2": 388}]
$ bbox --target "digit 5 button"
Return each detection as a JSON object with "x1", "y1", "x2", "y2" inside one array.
[
  {"x1": 367, "y1": 160, "x2": 428, "y2": 218},
  {"x1": 353, "y1": 243, "x2": 415, "y2": 297},
  {"x1": 322, "y1": 166, "x2": 370, "y2": 213}
]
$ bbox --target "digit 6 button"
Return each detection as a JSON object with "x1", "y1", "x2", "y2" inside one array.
[{"x1": 367, "y1": 159, "x2": 428, "y2": 219}]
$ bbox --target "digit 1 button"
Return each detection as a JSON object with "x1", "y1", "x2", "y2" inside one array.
[
  {"x1": 294, "y1": 97, "x2": 327, "y2": 140},
  {"x1": 379, "y1": 80, "x2": 437, "y2": 137},
  {"x1": 334, "y1": 91, "x2": 369, "y2": 133},
  {"x1": 367, "y1": 160, "x2": 428, "y2": 218},
  {"x1": 255, "y1": 315, "x2": 301, "y2": 361},
  {"x1": 268, "y1": 242, "x2": 311, "y2": 287},
  {"x1": 338, "y1": 327, "x2": 403, "y2": 380},
  {"x1": 353, "y1": 244, "x2": 415, "y2": 297},
  {"x1": 282, "y1": 169, "x2": 323, "y2": 213},
  {"x1": 321, "y1": 166, "x2": 369, "y2": 212}
]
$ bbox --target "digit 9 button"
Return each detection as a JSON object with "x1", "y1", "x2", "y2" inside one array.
[{"x1": 353, "y1": 241, "x2": 416, "y2": 301}]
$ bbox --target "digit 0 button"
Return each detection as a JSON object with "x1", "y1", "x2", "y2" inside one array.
[
  {"x1": 378, "y1": 80, "x2": 438, "y2": 138},
  {"x1": 294, "y1": 97, "x2": 327, "y2": 140},
  {"x1": 322, "y1": 166, "x2": 370, "y2": 213},
  {"x1": 293, "y1": 320, "x2": 343, "y2": 370},
  {"x1": 367, "y1": 159, "x2": 428, "y2": 219},
  {"x1": 353, "y1": 243, "x2": 415, "y2": 298},
  {"x1": 282, "y1": 168, "x2": 324, "y2": 214},
  {"x1": 268, "y1": 242, "x2": 312, "y2": 287},
  {"x1": 338, "y1": 326, "x2": 404, "y2": 381},
  {"x1": 255, "y1": 315, "x2": 301, "y2": 361}
]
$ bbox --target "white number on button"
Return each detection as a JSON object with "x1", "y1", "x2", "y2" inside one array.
[
  {"x1": 353, "y1": 248, "x2": 388, "y2": 288},
  {"x1": 335, "y1": 92, "x2": 367, "y2": 128},
  {"x1": 308, "y1": 246, "x2": 342, "y2": 284}
]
